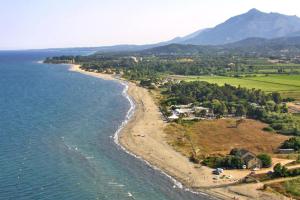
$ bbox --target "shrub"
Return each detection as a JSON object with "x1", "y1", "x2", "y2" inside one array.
[
  {"x1": 263, "y1": 127, "x2": 274, "y2": 132},
  {"x1": 257, "y1": 154, "x2": 272, "y2": 168},
  {"x1": 281, "y1": 137, "x2": 300, "y2": 151},
  {"x1": 273, "y1": 163, "x2": 289, "y2": 177},
  {"x1": 189, "y1": 154, "x2": 200, "y2": 164},
  {"x1": 202, "y1": 155, "x2": 244, "y2": 169},
  {"x1": 140, "y1": 79, "x2": 152, "y2": 87}
]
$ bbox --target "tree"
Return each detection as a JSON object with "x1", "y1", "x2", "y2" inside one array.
[
  {"x1": 281, "y1": 166, "x2": 289, "y2": 177},
  {"x1": 236, "y1": 104, "x2": 246, "y2": 116},
  {"x1": 257, "y1": 154, "x2": 272, "y2": 168},
  {"x1": 271, "y1": 92, "x2": 282, "y2": 104},
  {"x1": 140, "y1": 79, "x2": 152, "y2": 87},
  {"x1": 273, "y1": 163, "x2": 283, "y2": 177},
  {"x1": 225, "y1": 156, "x2": 244, "y2": 169},
  {"x1": 195, "y1": 109, "x2": 207, "y2": 117},
  {"x1": 211, "y1": 99, "x2": 227, "y2": 115},
  {"x1": 297, "y1": 155, "x2": 300, "y2": 163},
  {"x1": 185, "y1": 131, "x2": 199, "y2": 163},
  {"x1": 273, "y1": 163, "x2": 289, "y2": 177},
  {"x1": 281, "y1": 137, "x2": 300, "y2": 151}
]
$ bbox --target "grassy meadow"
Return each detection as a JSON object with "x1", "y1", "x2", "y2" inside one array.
[
  {"x1": 294, "y1": 113, "x2": 300, "y2": 120},
  {"x1": 268, "y1": 178, "x2": 300, "y2": 199},
  {"x1": 175, "y1": 74, "x2": 300, "y2": 100}
]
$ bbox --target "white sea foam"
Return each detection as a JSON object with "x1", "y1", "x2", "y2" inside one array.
[
  {"x1": 112, "y1": 81, "x2": 218, "y2": 199},
  {"x1": 60, "y1": 137, "x2": 96, "y2": 162}
]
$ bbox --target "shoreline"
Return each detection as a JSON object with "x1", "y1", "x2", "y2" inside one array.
[
  {"x1": 68, "y1": 64, "x2": 217, "y2": 197},
  {"x1": 66, "y1": 64, "x2": 288, "y2": 200},
  {"x1": 68, "y1": 65, "x2": 195, "y2": 188}
]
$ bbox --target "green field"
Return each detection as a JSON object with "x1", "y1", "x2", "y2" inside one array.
[
  {"x1": 268, "y1": 178, "x2": 300, "y2": 199},
  {"x1": 294, "y1": 113, "x2": 300, "y2": 120},
  {"x1": 176, "y1": 75, "x2": 300, "y2": 100},
  {"x1": 257, "y1": 69, "x2": 300, "y2": 73}
]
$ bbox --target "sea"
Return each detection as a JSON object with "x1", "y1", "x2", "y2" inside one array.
[{"x1": 0, "y1": 50, "x2": 212, "y2": 200}]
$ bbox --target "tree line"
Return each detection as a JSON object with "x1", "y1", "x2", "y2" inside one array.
[{"x1": 162, "y1": 81, "x2": 299, "y2": 135}]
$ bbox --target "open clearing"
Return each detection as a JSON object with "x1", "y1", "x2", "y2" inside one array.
[
  {"x1": 173, "y1": 74, "x2": 300, "y2": 100},
  {"x1": 164, "y1": 119, "x2": 290, "y2": 157}
]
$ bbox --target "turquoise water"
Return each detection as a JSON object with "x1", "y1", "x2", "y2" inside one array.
[{"x1": 0, "y1": 51, "x2": 211, "y2": 200}]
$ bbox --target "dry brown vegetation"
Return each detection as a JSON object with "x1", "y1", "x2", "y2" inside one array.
[
  {"x1": 267, "y1": 178, "x2": 300, "y2": 200},
  {"x1": 164, "y1": 119, "x2": 290, "y2": 158},
  {"x1": 288, "y1": 102, "x2": 300, "y2": 113}
]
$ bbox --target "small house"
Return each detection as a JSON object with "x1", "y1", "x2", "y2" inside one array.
[
  {"x1": 230, "y1": 148, "x2": 262, "y2": 169},
  {"x1": 167, "y1": 113, "x2": 179, "y2": 121},
  {"x1": 175, "y1": 104, "x2": 193, "y2": 109},
  {"x1": 278, "y1": 149, "x2": 295, "y2": 154},
  {"x1": 242, "y1": 152, "x2": 262, "y2": 169},
  {"x1": 193, "y1": 106, "x2": 210, "y2": 113},
  {"x1": 174, "y1": 108, "x2": 193, "y2": 117}
]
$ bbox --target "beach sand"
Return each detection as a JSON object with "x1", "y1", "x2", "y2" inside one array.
[
  {"x1": 69, "y1": 64, "x2": 117, "y2": 81},
  {"x1": 69, "y1": 64, "x2": 288, "y2": 200}
]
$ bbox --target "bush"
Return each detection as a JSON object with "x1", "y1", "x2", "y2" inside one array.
[
  {"x1": 202, "y1": 157, "x2": 223, "y2": 168},
  {"x1": 273, "y1": 163, "x2": 289, "y2": 177},
  {"x1": 189, "y1": 154, "x2": 200, "y2": 164},
  {"x1": 263, "y1": 126, "x2": 274, "y2": 132},
  {"x1": 273, "y1": 163, "x2": 300, "y2": 178},
  {"x1": 140, "y1": 79, "x2": 152, "y2": 87},
  {"x1": 282, "y1": 97, "x2": 295, "y2": 102},
  {"x1": 281, "y1": 137, "x2": 300, "y2": 151},
  {"x1": 271, "y1": 123, "x2": 284, "y2": 130},
  {"x1": 290, "y1": 168, "x2": 300, "y2": 176},
  {"x1": 257, "y1": 154, "x2": 272, "y2": 168},
  {"x1": 202, "y1": 155, "x2": 244, "y2": 169}
]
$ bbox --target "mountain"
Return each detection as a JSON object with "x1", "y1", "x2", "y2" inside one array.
[
  {"x1": 226, "y1": 36, "x2": 300, "y2": 48},
  {"x1": 140, "y1": 43, "x2": 210, "y2": 55},
  {"x1": 139, "y1": 36, "x2": 300, "y2": 56},
  {"x1": 180, "y1": 8, "x2": 300, "y2": 45},
  {"x1": 44, "y1": 9, "x2": 300, "y2": 53},
  {"x1": 93, "y1": 9, "x2": 300, "y2": 52},
  {"x1": 287, "y1": 30, "x2": 300, "y2": 37}
]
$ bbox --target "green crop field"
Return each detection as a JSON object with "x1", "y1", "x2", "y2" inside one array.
[
  {"x1": 257, "y1": 69, "x2": 300, "y2": 73},
  {"x1": 175, "y1": 75, "x2": 300, "y2": 100}
]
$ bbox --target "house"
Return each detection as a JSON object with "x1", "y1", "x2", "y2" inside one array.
[
  {"x1": 278, "y1": 149, "x2": 295, "y2": 154},
  {"x1": 175, "y1": 104, "x2": 193, "y2": 109},
  {"x1": 130, "y1": 56, "x2": 138, "y2": 63},
  {"x1": 167, "y1": 113, "x2": 179, "y2": 121},
  {"x1": 168, "y1": 104, "x2": 212, "y2": 120},
  {"x1": 242, "y1": 152, "x2": 262, "y2": 169},
  {"x1": 193, "y1": 106, "x2": 210, "y2": 113},
  {"x1": 228, "y1": 63, "x2": 235, "y2": 67},
  {"x1": 250, "y1": 103, "x2": 261, "y2": 108},
  {"x1": 174, "y1": 108, "x2": 193, "y2": 117},
  {"x1": 230, "y1": 148, "x2": 262, "y2": 169},
  {"x1": 172, "y1": 104, "x2": 194, "y2": 117}
]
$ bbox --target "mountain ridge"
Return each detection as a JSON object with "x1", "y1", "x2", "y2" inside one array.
[
  {"x1": 32, "y1": 8, "x2": 300, "y2": 53},
  {"x1": 180, "y1": 8, "x2": 300, "y2": 45},
  {"x1": 138, "y1": 36, "x2": 300, "y2": 56}
]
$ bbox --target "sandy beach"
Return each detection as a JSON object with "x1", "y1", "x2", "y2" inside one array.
[
  {"x1": 71, "y1": 66, "x2": 219, "y2": 188},
  {"x1": 69, "y1": 64, "x2": 117, "y2": 81},
  {"x1": 69, "y1": 64, "x2": 289, "y2": 200}
]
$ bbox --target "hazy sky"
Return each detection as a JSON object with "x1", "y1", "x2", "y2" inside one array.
[{"x1": 1, "y1": 0, "x2": 300, "y2": 50}]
